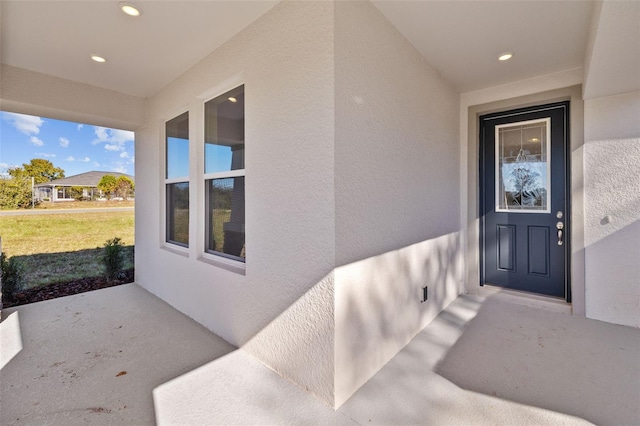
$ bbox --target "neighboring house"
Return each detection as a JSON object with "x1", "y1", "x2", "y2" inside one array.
[
  {"x1": 35, "y1": 171, "x2": 134, "y2": 202},
  {"x1": 1, "y1": 0, "x2": 638, "y2": 410}
]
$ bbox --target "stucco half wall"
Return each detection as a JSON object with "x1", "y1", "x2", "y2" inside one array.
[
  {"x1": 583, "y1": 91, "x2": 640, "y2": 328},
  {"x1": 136, "y1": 0, "x2": 462, "y2": 409}
]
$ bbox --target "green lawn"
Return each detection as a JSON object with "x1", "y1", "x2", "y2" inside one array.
[{"x1": 0, "y1": 210, "x2": 134, "y2": 290}]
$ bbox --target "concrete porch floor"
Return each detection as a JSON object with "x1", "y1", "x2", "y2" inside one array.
[{"x1": 1, "y1": 283, "x2": 638, "y2": 425}]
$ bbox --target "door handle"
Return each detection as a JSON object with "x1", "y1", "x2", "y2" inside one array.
[{"x1": 556, "y1": 221, "x2": 564, "y2": 246}]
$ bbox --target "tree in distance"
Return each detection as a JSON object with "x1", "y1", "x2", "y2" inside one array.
[
  {"x1": 97, "y1": 175, "x2": 117, "y2": 200},
  {"x1": 1, "y1": 159, "x2": 66, "y2": 209},
  {"x1": 9, "y1": 158, "x2": 65, "y2": 184},
  {"x1": 98, "y1": 175, "x2": 134, "y2": 200},
  {"x1": 115, "y1": 176, "x2": 134, "y2": 200}
]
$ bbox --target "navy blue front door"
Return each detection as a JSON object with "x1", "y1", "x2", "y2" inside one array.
[{"x1": 480, "y1": 102, "x2": 569, "y2": 299}]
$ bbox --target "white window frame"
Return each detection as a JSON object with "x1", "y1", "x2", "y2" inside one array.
[
  {"x1": 200, "y1": 83, "x2": 246, "y2": 270},
  {"x1": 163, "y1": 110, "x2": 190, "y2": 252}
]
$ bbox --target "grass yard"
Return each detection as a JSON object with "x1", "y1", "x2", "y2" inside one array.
[
  {"x1": 0, "y1": 210, "x2": 134, "y2": 290},
  {"x1": 34, "y1": 200, "x2": 135, "y2": 210}
]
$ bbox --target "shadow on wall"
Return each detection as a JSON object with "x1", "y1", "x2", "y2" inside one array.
[
  {"x1": 334, "y1": 231, "x2": 463, "y2": 407},
  {"x1": 584, "y1": 219, "x2": 640, "y2": 327},
  {"x1": 163, "y1": 230, "x2": 464, "y2": 409}
]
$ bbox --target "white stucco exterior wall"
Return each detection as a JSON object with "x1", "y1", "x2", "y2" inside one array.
[
  {"x1": 138, "y1": 0, "x2": 464, "y2": 409},
  {"x1": 0, "y1": 64, "x2": 144, "y2": 131},
  {"x1": 583, "y1": 91, "x2": 640, "y2": 327},
  {"x1": 334, "y1": 1, "x2": 462, "y2": 407},
  {"x1": 136, "y1": 0, "x2": 336, "y2": 403}
]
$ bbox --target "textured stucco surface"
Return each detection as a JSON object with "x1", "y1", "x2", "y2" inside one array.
[
  {"x1": 333, "y1": 1, "x2": 462, "y2": 406},
  {"x1": 583, "y1": 91, "x2": 640, "y2": 327},
  {"x1": 137, "y1": 0, "x2": 465, "y2": 409},
  {"x1": 243, "y1": 273, "x2": 335, "y2": 407},
  {"x1": 334, "y1": 0, "x2": 460, "y2": 266},
  {"x1": 335, "y1": 232, "x2": 462, "y2": 407},
  {"x1": 0, "y1": 64, "x2": 144, "y2": 131},
  {"x1": 584, "y1": 91, "x2": 640, "y2": 141},
  {"x1": 584, "y1": 139, "x2": 640, "y2": 327},
  {"x1": 136, "y1": 0, "x2": 336, "y2": 402}
]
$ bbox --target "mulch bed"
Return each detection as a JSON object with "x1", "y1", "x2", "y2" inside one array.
[{"x1": 2, "y1": 270, "x2": 134, "y2": 308}]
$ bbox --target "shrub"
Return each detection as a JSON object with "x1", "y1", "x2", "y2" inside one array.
[
  {"x1": 102, "y1": 237, "x2": 125, "y2": 281},
  {"x1": 0, "y1": 178, "x2": 33, "y2": 210},
  {"x1": 1, "y1": 252, "x2": 24, "y2": 300}
]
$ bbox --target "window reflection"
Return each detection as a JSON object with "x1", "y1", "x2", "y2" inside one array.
[{"x1": 205, "y1": 87, "x2": 244, "y2": 174}]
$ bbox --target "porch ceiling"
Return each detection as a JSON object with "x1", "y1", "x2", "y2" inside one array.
[
  {"x1": 1, "y1": 1, "x2": 636, "y2": 99},
  {"x1": 0, "y1": 1, "x2": 280, "y2": 98}
]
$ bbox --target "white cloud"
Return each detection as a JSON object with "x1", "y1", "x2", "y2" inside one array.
[
  {"x1": 2, "y1": 112, "x2": 44, "y2": 135},
  {"x1": 29, "y1": 136, "x2": 44, "y2": 147},
  {"x1": 105, "y1": 144, "x2": 122, "y2": 151},
  {"x1": 113, "y1": 165, "x2": 127, "y2": 173},
  {"x1": 66, "y1": 156, "x2": 75, "y2": 162},
  {"x1": 77, "y1": 124, "x2": 84, "y2": 131},
  {"x1": 59, "y1": 137, "x2": 70, "y2": 147},
  {"x1": 92, "y1": 126, "x2": 133, "y2": 152},
  {"x1": 35, "y1": 152, "x2": 56, "y2": 158},
  {"x1": 130, "y1": 155, "x2": 135, "y2": 164},
  {"x1": 119, "y1": 151, "x2": 129, "y2": 158},
  {"x1": 80, "y1": 157, "x2": 90, "y2": 162},
  {"x1": 94, "y1": 161, "x2": 101, "y2": 167}
]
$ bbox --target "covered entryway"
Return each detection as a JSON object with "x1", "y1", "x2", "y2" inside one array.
[{"x1": 479, "y1": 102, "x2": 570, "y2": 299}]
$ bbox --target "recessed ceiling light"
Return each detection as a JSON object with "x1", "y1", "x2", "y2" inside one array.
[
  {"x1": 91, "y1": 55, "x2": 107, "y2": 63},
  {"x1": 498, "y1": 52, "x2": 514, "y2": 61},
  {"x1": 119, "y1": 2, "x2": 142, "y2": 17},
  {"x1": 228, "y1": 97, "x2": 238, "y2": 103}
]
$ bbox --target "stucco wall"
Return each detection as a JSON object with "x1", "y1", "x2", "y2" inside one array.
[
  {"x1": 136, "y1": 0, "x2": 336, "y2": 403},
  {"x1": 0, "y1": 64, "x2": 144, "y2": 131},
  {"x1": 138, "y1": 0, "x2": 463, "y2": 409},
  {"x1": 583, "y1": 91, "x2": 640, "y2": 327},
  {"x1": 334, "y1": 1, "x2": 462, "y2": 407}
]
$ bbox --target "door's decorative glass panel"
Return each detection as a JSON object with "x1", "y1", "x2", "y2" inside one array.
[{"x1": 495, "y1": 118, "x2": 550, "y2": 213}]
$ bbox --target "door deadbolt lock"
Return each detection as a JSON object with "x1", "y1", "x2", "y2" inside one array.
[{"x1": 556, "y1": 221, "x2": 564, "y2": 230}]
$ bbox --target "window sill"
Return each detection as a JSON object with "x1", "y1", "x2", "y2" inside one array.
[
  {"x1": 161, "y1": 243, "x2": 189, "y2": 258},
  {"x1": 199, "y1": 253, "x2": 246, "y2": 275}
]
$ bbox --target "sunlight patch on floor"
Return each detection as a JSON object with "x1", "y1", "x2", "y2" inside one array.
[{"x1": 0, "y1": 311, "x2": 23, "y2": 369}]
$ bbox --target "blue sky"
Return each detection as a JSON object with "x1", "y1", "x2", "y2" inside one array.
[{"x1": 0, "y1": 112, "x2": 134, "y2": 177}]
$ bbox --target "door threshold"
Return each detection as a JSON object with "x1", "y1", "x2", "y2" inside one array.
[{"x1": 477, "y1": 284, "x2": 572, "y2": 315}]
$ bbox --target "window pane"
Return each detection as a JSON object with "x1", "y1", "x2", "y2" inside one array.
[
  {"x1": 206, "y1": 177, "x2": 245, "y2": 261},
  {"x1": 205, "y1": 86, "x2": 244, "y2": 174},
  {"x1": 496, "y1": 119, "x2": 550, "y2": 212},
  {"x1": 166, "y1": 112, "x2": 189, "y2": 179},
  {"x1": 167, "y1": 182, "x2": 189, "y2": 246}
]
